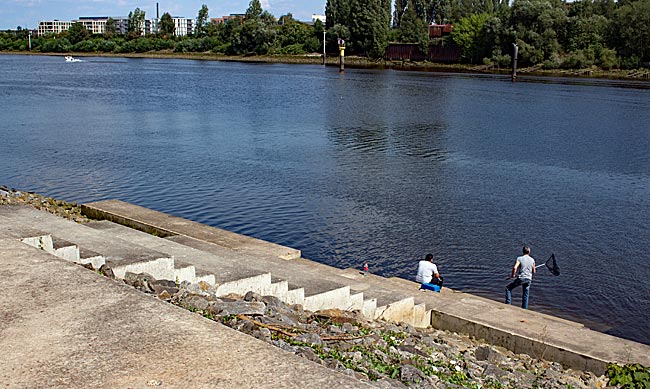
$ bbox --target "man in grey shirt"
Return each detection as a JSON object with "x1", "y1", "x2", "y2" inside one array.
[{"x1": 505, "y1": 246, "x2": 536, "y2": 309}]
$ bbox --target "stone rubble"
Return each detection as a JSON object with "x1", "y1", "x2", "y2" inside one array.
[
  {"x1": 0, "y1": 185, "x2": 88, "y2": 223},
  {"x1": 117, "y1": 270, "x2": 614, "y2": 389}
]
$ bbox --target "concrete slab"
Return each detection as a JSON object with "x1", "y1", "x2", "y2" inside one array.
[
  {"x1": 0, "y1": 212, "x2": 48, "y2": 239},
  {"x1": 82, "y1": 200, "x2": 301, "y2": 260},
  {"x1": 0, "y1": 237, "x2": 373, "y2": 388}
]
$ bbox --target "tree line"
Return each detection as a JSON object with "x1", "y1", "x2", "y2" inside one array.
[
  {"x1": 1, "y1": 0, "x2": 649, "y2": 69},
  {"x1": 325, "y1": 0, "x2": 650, "y2": 69},
  {"x1": 0, "y1": 1, "x2": 324, "y2": 57}
]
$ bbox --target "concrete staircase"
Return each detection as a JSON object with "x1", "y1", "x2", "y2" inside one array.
[{"x1": 0, "y1": 206, "x2": 430, "y2": 327}]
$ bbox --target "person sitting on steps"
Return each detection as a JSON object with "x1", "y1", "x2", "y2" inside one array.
[{"x1": 416, "y1": 253, "x2": 443, "y2": 290}]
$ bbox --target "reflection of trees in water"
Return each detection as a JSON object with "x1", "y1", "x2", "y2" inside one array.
[{"x1": 322, "y1": 72, "x2": 453, "y2": 166}]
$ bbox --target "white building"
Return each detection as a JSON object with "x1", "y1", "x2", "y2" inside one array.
[
  {"x1": 76, "y1": 17, "x2": 108, "y2": 34},
  {"x1": 172, "y1": 17, "x2": 193, "y2": 36},
  {"x1": 38, "y1": 20, "x2": 72, "y2": 35},
  {"x1": 37, "y1": 16, "x2": 193, "y2": 37}
]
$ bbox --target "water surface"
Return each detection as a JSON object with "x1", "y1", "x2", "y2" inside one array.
[{"x1": 1, "y1": 54, "x2": 648, "y2": 344}]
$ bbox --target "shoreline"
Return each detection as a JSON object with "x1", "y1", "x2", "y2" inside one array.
[
  {"x1": 3, "y1": 50, "x2": 650, "y2": 83},
  {"x1": 2, "y1": 185, "x2": 648, "y2": 346},
  {"x1": 3, "y1": 186, "x2": 647, "y2": 387}
]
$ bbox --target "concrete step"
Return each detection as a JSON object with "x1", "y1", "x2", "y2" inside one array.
[
  {"x1": 86, "y1": 221, "x2": 364, "y2": 311},
  {"x1": 374, "y1": 297, "x2": 414, "y2": 323},
  {"x1": 87, "y1": 220, "x2": 278, "y2": 296},
  {"x1": 166, "y1": 235, "x2": 412, "y2": 317},
  {"x1": 336, "y1": 268, "x2": 433, "y2": 327},
  {"x1": 0, "y1": 206, "x2": 178, "y2": 281},
  {"x1": 19, "y1": 230, "x2": 107, "y2": 269},
  {"x1": 4, "y1": 209, "x2": 433, "y2": 329},
  {"x1": 21, "y1": 234, "x2": 54, "y2": 253},
  {"x1": 79, "y1": 202, "x2": 417, "y2": 320},
  {"x1": 85, "y1": 219, "x2": 425, "y2": 325}
]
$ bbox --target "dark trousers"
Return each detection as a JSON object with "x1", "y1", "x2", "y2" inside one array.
[{"x1": 505, "y1": 278, "x2": 531, "y2": 309}]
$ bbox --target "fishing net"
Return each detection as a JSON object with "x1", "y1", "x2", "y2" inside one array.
[{"x1": 545, "y1": 253, "x2": 560, "y2": 276}]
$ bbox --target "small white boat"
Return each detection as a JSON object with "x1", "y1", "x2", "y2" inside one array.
[{"x1": 65, "y1": 56, "x2": 82, "y2": 62}]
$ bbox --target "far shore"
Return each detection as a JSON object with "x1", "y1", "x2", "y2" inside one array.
[{"x1": 3, "y1": 50, "x2": 650, "y2": 82}]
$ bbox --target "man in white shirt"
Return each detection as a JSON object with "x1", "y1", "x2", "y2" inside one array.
[
  {"x1": 416, "y1": 253, "x2": 442, "y2": 286},
  {"x1": 505, "y1": 246, "x2": 536, "y2": 309}
]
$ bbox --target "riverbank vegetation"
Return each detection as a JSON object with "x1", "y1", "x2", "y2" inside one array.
[{"x1": 1, "y1": 0, "x2": 649, "y2": 72}]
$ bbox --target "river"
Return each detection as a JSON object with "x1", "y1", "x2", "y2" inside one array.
[{"x1": 1, "y1": 54, "x2": 648, "y2": 344}]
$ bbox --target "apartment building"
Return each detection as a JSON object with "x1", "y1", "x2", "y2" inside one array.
[
  {"x1": 76, "y1": 17, "x2": 108, "y2": 34},
  {"x1": 38, "y1": 20, "x2": 72, "y2": 35},
  {"x1": 172, "y1": 17, "x2": 193, "y2": 36},
  {"x1": 37, "y1": 16, "x2": 193, "y2": 36}
]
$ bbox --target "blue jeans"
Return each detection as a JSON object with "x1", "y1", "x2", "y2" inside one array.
[{"x1": 505, "y1": 278, "x2": 531, "y2": 309}]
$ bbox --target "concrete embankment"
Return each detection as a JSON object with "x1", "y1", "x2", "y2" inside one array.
[
  {"x1": 1, "y1": 188, "x2": 648, "y2": 387},
  {"x1": 81, "y1": 199, "x2": 650, "y2": 374}
]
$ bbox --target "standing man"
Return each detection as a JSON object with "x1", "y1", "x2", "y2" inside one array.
[
  {"x1": 505, "y1": 246, "x2": 536, "y2": 309},
  {"x1": 416, "y1": 254, "x2": 442, "y2": 287}
]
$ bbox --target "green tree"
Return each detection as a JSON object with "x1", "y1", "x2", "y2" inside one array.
[
  {"x1": 611, "y1": 0, "x2": 650, "y2": 66},
  {"x1": 325, "y1": 0, "x2": 352, "y2": 29},
  {"x1": 127, "y1": 7, "x2": 146, "y2": 37},
  {"x1": 452, "y1": 13, "x2": 490, "y2": 63},
  {"x1": 195, "y1": 4, "x2": 209, "y2": 37},
  {"x1": 399, "y1": 5, "x2": 429, "y2": 53},
  {"x1": 67, "y1": 22, "x2": 89, "y2": 45},
  {"x1": 508, "y1": 0, "x2": 567, "y2": 65},
  {"x1": 394, "y1": 0, "x2": 408, "y2": 27},
  {"x1": 348, "y1": 0, "x2": 391, "y2": 58},
  {"x1": 410, "y1": 0, "x2": 437, "y2": 23},
  {"x1": 431, "y1": 0, "x2": 453, "y2": 23},
  {"x1": 159, "y1": 12, "x2": 175, "y2": 36},
  {"x1": 232, "y1": 0, "x2": 277, "y2": 55},
  {"x1": 246, "y1": 0, "x2": 264, "y2": 20},
  {"x1": 313, "y1": 18, "x2": 325, "y2": 47},
  {"x1": 105, "y1": 17, "x2": 116, "y2": 37}
]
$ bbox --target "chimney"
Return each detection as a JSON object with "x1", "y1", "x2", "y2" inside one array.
[{"x1": 156, "y1": 2, "x2": 159, "y2": 19}]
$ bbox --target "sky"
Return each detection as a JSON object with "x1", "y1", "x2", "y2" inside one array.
[{"x1": 0, "y1": 0, "x2": 327, "y2": 30}]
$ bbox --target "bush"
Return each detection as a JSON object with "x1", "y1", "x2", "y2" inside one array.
[
  {"x1": 560, "y1": 49, "x2": 595, "y2": 69},
  {"x1": 151, "y1": 38, "x2": 175, "y2": 51},
  {"x1": 597, "y1": 48, "x2": 618, "y2": 70},
  {"x1": 39, "y1": 38, "x2": 72, "y2": 53},
  {"x1": 211, "y1": 42, "x2": 231, "y2": 54},
  {"x1": 620, "y1": 55, "x2": 641, "y2": 70},
  {"x1": 73, "y1": 40, "x2": 98, "y2": 52},
  {"x1": 277, "y1": 43, "x2": 306, "y2": 55},
  {"x1": 489, "y1": 48, "x2": 512, "y2": 67},
  {"x1": 96, "y1": 39, "x2": 119, "y2": 52},
  {"x1": 175, "y1": 38, "x2": 210, "y2": 53},
  {"x1": 303, "y1": 36, "x2": 320, "y2": 53},
  {"x1": 542, "y1": 53, "x2": 562, "y2": 69},
  {"x1": 120, "y1": 38, "x2": 154, "y2": 53},
  {"x1": 607, "y1": 363, "x2": 650, "y2": 389}
]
